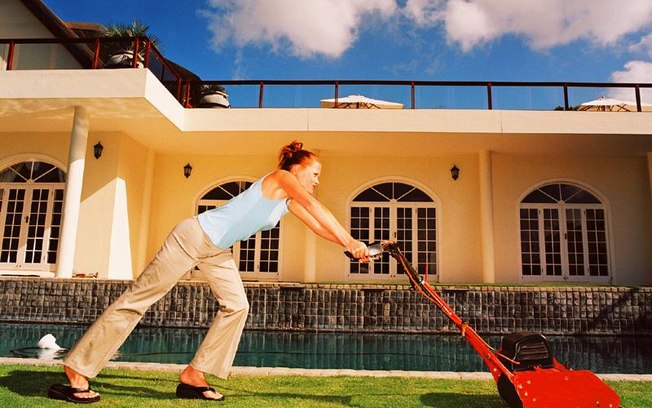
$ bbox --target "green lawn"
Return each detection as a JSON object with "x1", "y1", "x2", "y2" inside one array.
[{"x1": 0, "y1": 364, "x2": 650, "y2": 407}]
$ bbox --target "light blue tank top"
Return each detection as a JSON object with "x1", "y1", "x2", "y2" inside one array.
[{"x1": 197, "y1": 176, "x2": 289, "y2": 249}]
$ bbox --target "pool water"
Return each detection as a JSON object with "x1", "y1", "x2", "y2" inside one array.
[{"x1": 1, "y1": 322, "x2": 649, "y2": 374}]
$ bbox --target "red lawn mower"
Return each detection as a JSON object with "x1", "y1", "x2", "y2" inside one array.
[{"x1": 347, "y1": 242, "x2": 621, "y2": 408}]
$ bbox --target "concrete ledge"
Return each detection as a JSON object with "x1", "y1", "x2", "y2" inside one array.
[{"x1": 1, "y1": 358, "x2": 649, "y2": 381}]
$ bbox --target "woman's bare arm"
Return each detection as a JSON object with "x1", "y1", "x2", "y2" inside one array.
[
  {"x1": 288, "y1": 200, "x2": 340, "y2": 244},
  {"x1": 266, "y1": 170, "x2": 368, "y2": 259}
]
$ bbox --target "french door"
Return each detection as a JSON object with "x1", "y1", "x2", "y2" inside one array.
[
  {"x1": 349, "y1": 203, "x2": 437, "y2": 279},
  {"x1": 0, "y1": 185, "x2": 64, "y2": 272},
  {"x1": 520, "y1": 204, "x2": 610, "y2": 282}
]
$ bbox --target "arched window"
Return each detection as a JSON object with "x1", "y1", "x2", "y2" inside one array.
[
  {"x1": 520, "y1": 182, "x2": 610, "y2": 282},
  {"x1": 197, "y1": 180, "x2": 281, "y2": 278},
  {"x1": 349, "y1": 181, "x2": 437, "y2": 279},
  {"x1": 0, "y1": 161, "x2": 65, "y2": 273}
]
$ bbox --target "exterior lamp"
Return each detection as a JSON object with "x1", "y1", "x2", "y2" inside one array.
[
  {"x1": 93, "y1": 142, "x2": 103, "y2": 159},
  {"x1": 183, "y1": 163, "x2": 192, "y2": 178},
  {"x1": 450, "y1": 165, "x2": 460, "y2": 181}
]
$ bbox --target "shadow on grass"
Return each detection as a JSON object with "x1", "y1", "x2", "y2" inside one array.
[
  {"x1": 0, "y1": 369, "x2": 177, "y2": 400},
  {"x1": 422, "y1": 392, "x2": 507, "y2": 407},
  {"x1": 0, "y1": 369, "x2": 355, "y2": 405},
  {"x1": 0, "y1": 369, "x2": 508, "y2": 407}
]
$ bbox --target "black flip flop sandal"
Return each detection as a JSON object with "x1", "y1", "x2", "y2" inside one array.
[
  {"x1": 48, "y1": 383, "x2": 101, "y2": 404},
  {"x1": 176, "y1": 382, "x2": 225, "y2": 401}
]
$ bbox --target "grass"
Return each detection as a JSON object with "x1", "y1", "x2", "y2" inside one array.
[{"x1": 0, "y1": 364, "x2": 650, "y2": 407}]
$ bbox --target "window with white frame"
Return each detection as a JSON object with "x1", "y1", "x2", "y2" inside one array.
[
  {"x1": 349, "y1": 181, "x2": 437, "y2": 279},
  {"x1": 0, "y1": 161, "x2": 65, "y2": 272},
  {"x1": 196, "y1": 180, "x2": 281, "y2": 278},
  {"x1": 520, "y1": 182, "x2": 610, "y2": 282}
]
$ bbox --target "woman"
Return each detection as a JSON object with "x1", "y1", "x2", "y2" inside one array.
[{"x1": 48, "y1": 141, "x2": 369, "y2": 403}]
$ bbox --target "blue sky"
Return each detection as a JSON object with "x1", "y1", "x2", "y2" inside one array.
[{"x1": 46, "y1": 0, "x2": 652, "y2": 109}]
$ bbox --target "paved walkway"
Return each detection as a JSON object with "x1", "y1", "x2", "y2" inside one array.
[{"x1": 1, "y1": 357, "x2": 650, "y2": 381}]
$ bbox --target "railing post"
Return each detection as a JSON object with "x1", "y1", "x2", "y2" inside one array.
[
  {"x1": 132, "y1": 36, "x2": 140, "y2": 68},
  {"x1": 176, "y1": 78, "x2": 182, "y2": 103},
  {"x1": 92, "y1": 38, "x2": 101, "y2": 69},
  {"x1": 487, "y1": 82, "x2": 493, "y2": 110},
  {"x1": 6, "y1": 40, "x2": 15, "y2": 70},
  {"x1": 563, "y1": 83, "x2": 569, "y2": 110},
  {"x1": 334, "y1": 81, "x2": 339, "y2": 108},
  {"x1": 184, "y1": 82, "x2": 191, "y2": 108},
  {"x1": 635, "y1": 84, "x2": 642, "y2": 112},
  {"x1": 258, "y1": 81, "x2": 264, "y2": 108},
  {"x1": 143, "y1": 38, "x2": 151, "y2": 68},
  {"x1": 411, "y1": 81, "x2": 415, "y2": 109}
]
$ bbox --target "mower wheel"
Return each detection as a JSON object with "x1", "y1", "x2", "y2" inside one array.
[{"x1": 497, "y1": 374, "x2": 523, "y2": 408}]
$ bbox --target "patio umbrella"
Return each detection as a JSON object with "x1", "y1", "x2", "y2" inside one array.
[
  {"x1": 578, "y1": 96, "x2": 651, "y2": 112},
  {"x1": 320, "y1": 94, "x2": 403, "y2": 109}
]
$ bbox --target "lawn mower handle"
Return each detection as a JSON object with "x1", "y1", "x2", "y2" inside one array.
[
  {"x1": 345, "y1": 241, "x2": 513, "y2": 382},
  {"x1": 345, "y1": 241, "x2": 622, "y2": 408}
]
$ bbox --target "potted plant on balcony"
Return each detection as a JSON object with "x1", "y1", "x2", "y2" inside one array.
[
  {"x1": 197, "y1": 83, "x2": 230, "y2": 108},
  {"x1": 102, "y1": 20, "x2": 160, "y2": 68}
]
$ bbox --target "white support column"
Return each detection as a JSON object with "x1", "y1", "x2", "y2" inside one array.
[
  {"x1": 56, "y1": 106, "x2": 89, "y2": 278},
  {"x1": 479, "y1": 150, "x2": 496, "y2": 283}
]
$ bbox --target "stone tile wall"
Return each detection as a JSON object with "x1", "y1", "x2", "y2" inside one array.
[{"x1": 0, "y1": 277, "x2": 650, "y2": 335}]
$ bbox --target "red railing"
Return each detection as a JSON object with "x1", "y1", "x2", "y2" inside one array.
[
  {"x1": 1, "y1": 36, "x2": 185, "y2": 104},
  {"x1": 2, "y1": 37, "x2": 651, "y2": 111},
  {"x1": 194, "y1": 79, "x2": 651, "y2": 111}
]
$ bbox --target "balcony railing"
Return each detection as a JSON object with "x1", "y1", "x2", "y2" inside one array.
[{"x1": 2, "y1": 37, "x2": 651, "y2": 111}]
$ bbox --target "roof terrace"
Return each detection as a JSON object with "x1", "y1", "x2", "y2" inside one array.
[{"x1": 2, "y1": 36, "x2": 651, "y2": 112}]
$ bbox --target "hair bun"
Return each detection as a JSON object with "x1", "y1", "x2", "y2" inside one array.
[
  {"x1": 278, "y1": 140, "x2": 316, "y2": 170},
  {"x1": 288, "y1": 141, "x2": 303, "y2": 152},
  {"x1": 281, "y1": 141, "x2": 302, "y2": 159}
]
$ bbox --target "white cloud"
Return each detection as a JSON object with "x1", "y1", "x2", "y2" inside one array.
[
  {"x1": 203, "y1": 0, "x2": 652, "y2": 59},
  {"x1": 204, "y1": 0, "x2": 396, "y2": 59},
  {"x1": 629, "y1": 34, "x2": 652, "y2": 57},
  {"x1": 404, "y1": 0, "x2": 652, "y2": 51},
  {"x1": 608, "y1": 61, "x2": 652, "y2": 103}
]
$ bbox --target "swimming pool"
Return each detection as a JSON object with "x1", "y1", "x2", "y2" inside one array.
[{"x1": 1, "y1": 322, "x2": 649, "y2": 374}]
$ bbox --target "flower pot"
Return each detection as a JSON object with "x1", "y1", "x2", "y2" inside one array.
[
  {"x1": 106, "y1": 50, "x2": 144, "y2": 68},
  {"x1": 198, "y1": 91, "x2": 230, "y2": 108}
]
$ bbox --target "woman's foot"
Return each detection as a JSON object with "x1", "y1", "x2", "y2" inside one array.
[
  {"x1": 62, "y1": 365, "x2": 100, "y2": 400},
  {"x1": 179, "y1": 365, "x2": 224, "y2": 400}
]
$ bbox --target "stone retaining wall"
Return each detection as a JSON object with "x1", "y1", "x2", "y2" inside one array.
[{"x1": 0, "y1": 277, "x2": 650, "y2": 335}]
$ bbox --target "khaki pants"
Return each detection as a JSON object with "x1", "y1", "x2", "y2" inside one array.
[{"x1": 63, "y1": 217, "x2": 249, "y2": 379}]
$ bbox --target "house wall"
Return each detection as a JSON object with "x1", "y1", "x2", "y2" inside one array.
[
  {"x1": 319, "y1": 152, "x2": 483, "y2": 283},
  {"x1": 2, "y1": 129, "x2": 650, "y2": 285},
  {"x1": 76, "y1": 132, "x2": 150, "y2": 279},
  {"x1": 145, "y1": 149, "x2": 483, "y2": 283},
  {"x1": 493, "y1": 153, "x2": 652, "y2": 286},
  {"x1": 0, "y1": 0, "x2": 52, "y2": 38},
  {"x1": 0, "y1": 0, "x2": 80, "y2": 70},
  {"x1": 0, "y1": 131, "x2": 69, "y2": 164},
  {"x1": 0, "y1": 129, "x2": 150, "y2": 279}
]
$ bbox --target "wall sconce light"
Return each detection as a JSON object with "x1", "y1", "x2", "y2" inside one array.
[
  {"x1": 183, "y1": 163, "x2": 193, "y2": 178},
  {"x1": 450, "y1": 164, "x2": 460, "y2": 181},
  {"x1": 93, "y1": 141, "x2": 104, "y2": 159}
]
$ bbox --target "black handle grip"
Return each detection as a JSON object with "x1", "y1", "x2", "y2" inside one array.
[{"x1": 344, "y1": 242, "x2": 385, "y2": 260}]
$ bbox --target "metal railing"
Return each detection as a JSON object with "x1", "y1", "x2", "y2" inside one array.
[
  {"x1": 2, "y1": 37, "x2": 651, "y2": 111},
  {"x1": 1, "y1": 36, "x2": 185, "y2": 103},
  {"x1": 198, "y1": 79, "x2": 651, "y2": 111}
]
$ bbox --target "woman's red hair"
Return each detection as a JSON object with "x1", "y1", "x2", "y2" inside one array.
[{"x1": 278, "y1": 141, "x2": 318, "y2": 170}]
